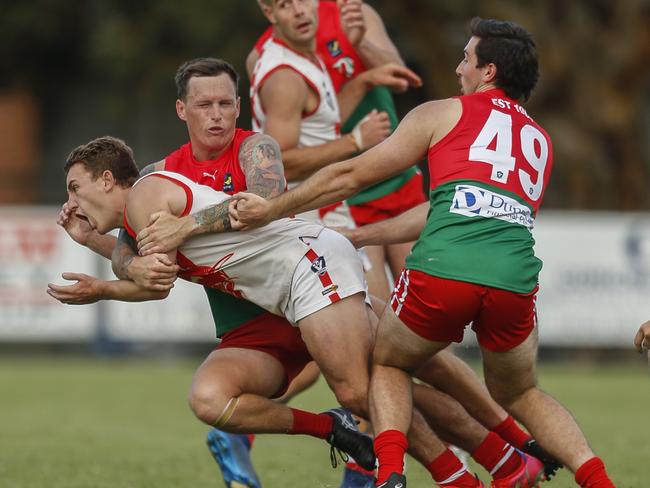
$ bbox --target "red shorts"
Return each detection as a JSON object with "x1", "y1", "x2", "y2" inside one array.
[
  {"x1": 216, "y1": 312, "x2": 312, "y2": 398},
  {"x1": 348, "y1": 173, "x2": 426, "y2": 227},
  {"x1": 390, "y1": 269, "x2": 537, "y2": 352}
]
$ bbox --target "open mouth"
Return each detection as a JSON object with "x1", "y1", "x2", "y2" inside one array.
[
  {"x1": 208, "y1": 127, "x2": 224, "y2": 135},
  {"x1": 76, "y1": 213, "x2": 96, "y2": 230},
  {"x1": 296, "y1": 21, "x2": 312, "y2": 33}
]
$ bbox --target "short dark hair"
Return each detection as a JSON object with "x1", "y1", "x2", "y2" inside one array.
[
  {"x1": 64, "y1": 136, "x2": 139, "y2": 188},
  {"x1": 174, "y1": 58, "x2": 240, "y2": 100},
  {"x1": 469, "y1": 17, "x2": 539, "y2": 101}
]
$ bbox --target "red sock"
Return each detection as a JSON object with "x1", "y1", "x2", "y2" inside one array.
[
  {"x1": 374, "y1": 430, "x2": 408, "y2": 484},
  {"x1": 427, "y1": 448, "x2": 481, "y2": 487},
  {"x1": 493, "y1": 416, "x2": 532, "y2": 450},
  {"x1": 575, "y1": 457, "x2": 616, "y2": 487},
  {"x1": 246, "y1": 434, "x2": 255, "y2": 448},
  {"x1": 287, "y1": 408, "x2": 333, "y2": 439},
  {"x1": 471, "y1": 432, "x2": 521, "y2": 479}
]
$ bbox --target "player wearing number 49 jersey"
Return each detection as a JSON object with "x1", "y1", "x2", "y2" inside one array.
[
  {"x1": 230, "y1": 16, "x2": 616, "y2": 488},
  {"x1": 406, "y1": 85, "x2": 551, "y2": 299}
]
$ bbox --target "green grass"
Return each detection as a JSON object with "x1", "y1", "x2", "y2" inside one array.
[{"x1": 0, "y1": 356, "x2": 648, "y2": 487}]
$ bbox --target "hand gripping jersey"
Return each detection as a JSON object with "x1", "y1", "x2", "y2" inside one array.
[
  {"x1": 406, "y1": 89, "x2": 553, "y2": 293},
  {"x1": 250, "y1": 37, "x2": 340, "y2": 152},
  {"x1": 126, "y1": 171, "x2": 324, "y2": 317}
]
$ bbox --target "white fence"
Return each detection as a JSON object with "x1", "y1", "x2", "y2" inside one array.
[{"x1": 0, "y1": 207, "x2": 646, "y2": 347}]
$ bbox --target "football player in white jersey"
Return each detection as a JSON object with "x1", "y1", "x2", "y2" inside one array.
[{"x1": 251, "y1": 0, "x2": 420, "y2": 185}]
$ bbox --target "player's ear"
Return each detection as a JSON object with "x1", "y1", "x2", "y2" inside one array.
[
  {"x1": 258, "y1": 0, "x2": 276, "y2": 23},
  {"x1": 101, "y1": 170, "x2": 116, "y2": 191},
  {"x1": 176, "y1": 99, "x2": 187, "y2": 121},
  {"x1": 235, "y1": 97, "x2": 241, "y2": 119},
  {"x1": 482, "y1": 63, "x2": 497, "y2": 84}
]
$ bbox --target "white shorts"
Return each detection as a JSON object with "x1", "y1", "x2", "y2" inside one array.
[
  {"x1": 296, "y1": 203, "x2": 373, "y2": 272},
  {"x1": 284, "y1": 228, "x2": 369, "y2": 324}
]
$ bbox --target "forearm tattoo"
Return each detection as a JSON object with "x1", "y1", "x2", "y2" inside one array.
[
  {"x1": 112, "y1": 230, "x2": 138, "y2": 279},
  {"x1": 192, "y1": 200, "x2": 232, "y2": 233},
  {"x1": 239, "y1": 134, "x2": 286, "y2": 198}
]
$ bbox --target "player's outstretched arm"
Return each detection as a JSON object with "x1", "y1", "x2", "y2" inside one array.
[
  {"x1": 337, "y1": 201, "x2": 429, "y2": 248},
  {"x1": 47, "y1": 272, "x2": 171, "y2": 305},
  {"x1": 634, "y1": 320, "x2": 650, "y2": 353},
  {"x1": 230, "y1": 100, "x2": 445, "y2": 229},
  {"x1": 347, "y1": 2, "x2": 405, "y2": 68},
  {"x1": 136, "y1": 134, "x2": 284, "y2": 255}
]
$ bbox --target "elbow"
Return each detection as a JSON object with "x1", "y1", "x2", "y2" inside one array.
[
  {"x1": 337, "y1": 168, "x2": 365, "y2": 199},
  {"x1": 340, "y1": 178, "x2": 363, "y2": 200}
]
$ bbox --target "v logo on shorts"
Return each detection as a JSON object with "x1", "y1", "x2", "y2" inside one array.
[{"x1": 310, "y1": 256, "x2": 327, "y2": 276}]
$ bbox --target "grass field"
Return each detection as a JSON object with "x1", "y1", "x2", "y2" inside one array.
[{"x1": 0, "y1": 355, "x2": 648, "y2": 488}]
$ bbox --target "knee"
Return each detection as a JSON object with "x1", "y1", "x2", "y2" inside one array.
[
  {"x1": 188, "y1": 383, "x2": 230, "y2": 425},
  {"x1": 332, "y1": 382, "x2": 368, "y2": 417}
]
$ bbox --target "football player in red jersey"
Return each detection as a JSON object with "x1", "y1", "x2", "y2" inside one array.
[{"x1": 230, "y1": 17, "x2": 617, "y2": 488}]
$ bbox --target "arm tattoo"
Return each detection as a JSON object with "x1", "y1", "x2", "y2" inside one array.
[
  {"x1": 139, "y1": 161, "x2": 164, "y2": 177},
  {"x1": 112, "y1": 229, "x2": 138, "y2": 279},
  {"x1": 239, "y1": 134, "x2": 286, "y2": 198},
  {"x1": 192, "y1": 199, "x2": 232, "y2": 233},
  {"x1": 185, "y1": 135, "x2": 285, "y2": 235}
]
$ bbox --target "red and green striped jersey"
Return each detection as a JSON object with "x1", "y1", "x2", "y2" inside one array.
[{"x1": 406, "y1": 89, "x2": 553, "y2": 293}]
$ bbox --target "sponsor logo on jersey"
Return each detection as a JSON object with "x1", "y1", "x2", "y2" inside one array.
[
  {"x1": 321, "y1": 284, "x2": 338, "y2": 296},
  {"x1": 332, "y1": 57, "x2": 355, "y2": 78},
  {"x1": 310, "y1": 255, "x2": 327, "y2": 275},
  {"x1": 202, "y1": 169, "x2": 219, "y2": 181},
  {"x1": 450, "y1": 184, "x2": 534, "y2": 229},
  {"x1": 223, "y1": 172, "x2": 234, "y2": 193},
  {"x1": 326, "y1": 39, "x2": 342, "y2": 57}
]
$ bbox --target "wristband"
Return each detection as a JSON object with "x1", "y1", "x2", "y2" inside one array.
[{"x1": 350, "y1": 124, "x2": 364, "y2": 152}]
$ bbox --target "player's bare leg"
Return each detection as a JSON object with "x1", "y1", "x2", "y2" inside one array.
[
  {"x1": 364, "y1": 241, "x2": 415, "y2": 305},
  {"x1": 481, "y1": 328, "x2": 615, "y2": 486},
  {"x1": 369, "y1": 305, "x2": 485, "y2": 486},
  {"x1": 415, "y1": 348, "x2": 509, "y2": 430},
  {"x1": 294, "y1": 293, "x2": 378, "y2": 472},
  {"x1": 363, "y1": 245, "x2": 392, "y2": 303},
  {"x1": 190, "y1": 348, "x2": 294, "y2": 432},
  {"x1": 273, "y1": 360, "x2": 321, "y2": 404},
  {"x1": 385, "y1": 241, "x2": 414, "y2": 282},
  {"x1": 413, "y1": 383, "x2": 489, "y2": 452},
  {"x1": 297, "y1": 292, "x2": 375, "y2": 417},
  {"x1": 192, "y1": 346, "x2": 374, "y2": 469},
  {"x1": 370, "y1": 304, "x2": 448, "y2": 434},
  {"x1": 415, "y1": 347, "x2": 568, "y2": 480}
]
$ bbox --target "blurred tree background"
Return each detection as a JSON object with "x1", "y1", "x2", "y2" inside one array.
[{"x1": 1, "y1": 0, "x2": 649, "y2": 209}]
